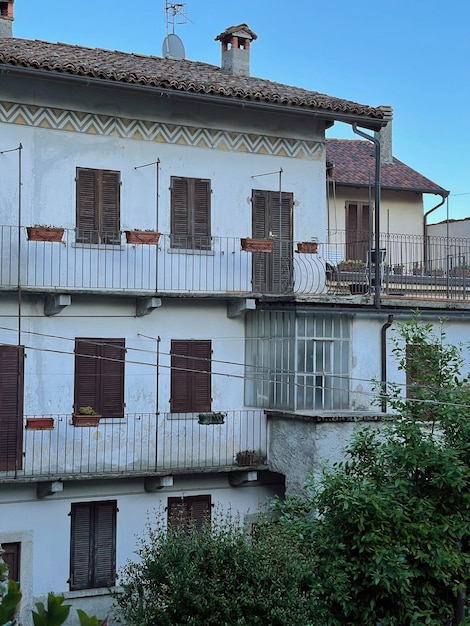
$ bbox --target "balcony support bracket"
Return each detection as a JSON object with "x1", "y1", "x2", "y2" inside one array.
[
  {"x1": 44, "y1": 294, "x2": 71, "y2": 317},
  {"x1": 229, "y1": 470, "x2": 258, "y2": 486},
  {"x1": 136, "y1": 297, "x2": 162, "y2": 317},
  {"x1": 37, "y1": 481, "x2": 64, "y2": 499},
  {"x1": 227, "y1": 298, "x2": 256, "y2": 319},
  {"x1": 144, "y1": 475, "x2": 174, "y2": 492}
]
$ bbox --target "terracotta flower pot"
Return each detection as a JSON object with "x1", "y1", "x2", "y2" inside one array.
[
  {"x1": 296, "y1": 242, "x2": 318, "y2": 253},
  {"x1": 125, "y1": 230, "x2": 161, "y2": 244},
  {"x1": 27, "y1": 227, "x2": 64, "y2": 242},
  {"x1": 25, "y1": 417, "x2": 55, "y2": 430},
  {"x1": 240, "y1": 238, "x2": 274, "y2": 253},
  {"x1": 72, "y1": 414, "x2": 101, "y2": 427}
]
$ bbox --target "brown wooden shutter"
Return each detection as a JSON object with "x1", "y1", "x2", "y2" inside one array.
[
  {"x1": 252, "y1": 190, "x2": 269, "y2": 292},
  {"x1": 171, "y1": 177, "x2": 190, "y2": 248},
  {"x1": 93, "y1": 501, "x2": 117, "y2": 587},
  {"x1": 76, "y1": 168, "x2": 98, "y2": 243},
  {"x1": 100, "y1": 171, "x2": 120, "y2": 244},
  {"x1": 70, "y1": 501, "x2": 116, "y2": 590},
  {"x1": 75, "y1": 339, "x2": 125, "y2": 417},
  {"x1": 167, "y1": 494, "x2": 211, "y2": 531},
  {"x1": 2, "y1": 543, "x2": 20, "y2": 582},
  {"x1": 346, "y1": 202, "x2": 372, "y2": 261},
  {"x1": 99, "y1": 340, "x2": 125, "y2": 418},
  {"x1": 193, "y1": 179, "x2": 211, "y2": 250},
  {"x1": 170, "y1": 340, "x2": 211, "y2": 412},
  {"x1": 0, "y1": 345, "x2": 24, "y2": 471},
  {"x1": 70, "y1": 503, "x2": 93, "y2": 590},
  {"x1": 269, "y1": 191, "x2": 293, "y2": 293}
]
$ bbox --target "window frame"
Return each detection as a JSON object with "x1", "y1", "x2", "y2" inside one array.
[
  {"x1": 74, "y1": 338, "x2": 125, "y2": 418},
  {"x1": 1, "y1": 542, "x2": 20, "y2": 582},
  {"x1": 167, "y1": 494, "x2": 212, "y2": 531},
  {"x1": 76, "y1": 167, "x2": 121, "y2": 245},
  {"x1": 69, "y1": 500, "x2": 117, "y2": 591},
  {"x1": 170, "y1": 340, "x2": 212, "y2": 413},
  {"x1": 170, "y1": 176, "x2": 211, "y2": 250}
]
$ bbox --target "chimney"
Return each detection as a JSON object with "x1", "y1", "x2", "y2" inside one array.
[
  {"x1": 374, "y1": 105, "x2": 394, "y2": 164},
  {"x1": 0, "y1": 0, "x2": 14, "y2": 37},
  {"x1": 215, "y1": 24, "x2": 257, "y2": 77}
]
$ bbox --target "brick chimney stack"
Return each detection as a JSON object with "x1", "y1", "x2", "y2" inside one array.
[
  {"x1": 0, "y1": 1, "x2": 14, "y2": 37},
  {"x1": 215, "y1": 24, "x2": 257, "y2": 77}
]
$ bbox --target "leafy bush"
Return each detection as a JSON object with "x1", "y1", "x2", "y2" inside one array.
[
  {"x1": 113, "y1": 508, "x2": 316, "y2": 626},
  {"x1": 0, "y1": 562, "x2": 21, "y2": 626}
]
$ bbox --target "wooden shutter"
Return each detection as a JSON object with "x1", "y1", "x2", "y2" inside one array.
[
  {"x1": 252, "y1": 190, "x2": 269, "y2": 292},
  {"x1": 167, "y1": 494, "x2": 211, "y2": 531},
  {"x1": 193, "y1": 179, "x2": 211, "y2": 250},
  {"x1": 93, "y1": 502, "x2": 117, "y2": 587},
  {"x1": 171, "y1": 177, "x2": 190, "y2": 248},
  {"x1": 99, "y1": 340, "x2": 125, "y2": 417},
  {"x1": 0, "y1": 345, "x2": 24, "y2": 471},
  {"x1": 170, "y1": 340, "x2": 211, "y2": 412},
  {"x1": 76, "y1": 168, "x2": 120, "y2": 244},
  {"x1": 70, "y1": 501, "x2": 116, "y2": 591},
  {"x1": 346, "y1": 202, "x2": 372, "y2": 261},
  {"x1": 100, "y1": 171, "x2": 120, "y2": 244},
  {"x1": 76, "y1": 168, "x2": 98, "y2": 243},
  {"x1": 171, "y1": 177, "x2": 210, "y2": 249},
  {"x1": 2, "y1": 543, "x2": 20, "y2": 582},
  {"x1": 75, "y1": 339, "x2": 125, "y2": 417}
]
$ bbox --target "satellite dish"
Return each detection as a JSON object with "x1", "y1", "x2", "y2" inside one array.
[{"x1": 162, "y1": 33, "x2": 185, "y2": 60}]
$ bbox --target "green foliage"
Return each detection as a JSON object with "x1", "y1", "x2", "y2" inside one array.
[
  {"x1": 0, "y1": 562, "x2": 21, "y2": 626},
  {"x1": 76, "y1": 608, "x2": 107, "y2": 626},
  {"x1": 113, "y1": 507, "x2": 316, "y2": 626},
  {"x1": 32, "y1": 593, "x2": 71, "y2": 626},
  {"x1": 273, "y1": 314, "x2": 470, "y2": 625}
]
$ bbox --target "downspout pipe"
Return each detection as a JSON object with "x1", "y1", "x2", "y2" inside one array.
[
  {"x1": 381, "y1": 314, "x2": 394, "y2": 413},
  {"x1": 423, "y1": 191, "x2": 449, "y2": 269},
  {"x1": 352, "y1": 124, "x2": 381, "y2": 309}
]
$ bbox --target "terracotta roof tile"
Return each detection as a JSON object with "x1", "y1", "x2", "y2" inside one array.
[
  {"x1": 326, "y1": 139, "x2": 448, "y2": 195},
  {"x1": 0, "y1": 38, "x2": 384, "y2": 122}
]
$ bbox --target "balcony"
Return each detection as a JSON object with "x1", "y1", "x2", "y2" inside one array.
[
  {"x1": 0, "y1": 410, "x2": 268, "y2": 482},
  {"x1": 1, "y1": 226, "x2": 470, "y2": 303}
]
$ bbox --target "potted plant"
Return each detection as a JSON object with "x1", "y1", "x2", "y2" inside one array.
[
  {"x1": 393, "y1": 264, "x2": 404, "y2": 275},
  {"x1": 450, "y1": 265, "x2": 470, "y2": 278},
  {"x1": 296, "y1": 240, "x2": 318, "y2": 253},
  {"x1": 240, "y1": 238, "x2": 274, "y2": 253},
  {"x1": 72, "y1": 406, "x2": 101, "y2": 427},
  {"x1": 125, "y1": 230, "x2": 161, "y2": 245},
  {"x1": 412, "y1": 263, "x2": 424, "y2": 276},
  {"x1": 198, "y1": 412, "x2": 226, "y2": 425},
  {"x1": 235, "y1": 450, "x2": 266, "y2": 466},
  {"x1": 338, "y1": 259, "x2": 366, "y2": 272},
  {"x1": 25, "y1": 416, "x2": 55, "y2": 430},
  {"x1": 27, "y1": 225, "x2": 65, "y2": 242}
]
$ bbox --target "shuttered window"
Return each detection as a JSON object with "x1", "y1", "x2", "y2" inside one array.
[
  {"x1": 76, "y1": 168, "x2": 121, "y2": 244},
  {"x1": 170, "y1": 340, "x2": 211, "y2": 413},
  {"x1": 0, "y1": 345, "x2": 24, "y2": 471},
  {"x1": 2, "y1": 542, "x2": 20, "y2": 582},
  {"x1": 167, "y1": 495, "x2": 211, "y2": 531},
  {"x1": 74, "y1": 339, "x2": 125, "y2": 417},
  {"x1": 170, "y1": 177, "x2": 211, "y2": 250},
  {"x1": 70, "y1": 501, "x2": 117, "y2": 591}
]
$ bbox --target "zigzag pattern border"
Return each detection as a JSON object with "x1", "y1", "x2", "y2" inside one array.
[{"x1": 0, "y1": 101, "x2": 322, "y2": 160}]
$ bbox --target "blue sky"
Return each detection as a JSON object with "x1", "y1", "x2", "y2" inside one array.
[{"x1": 13, "y1": 0, "x2": 470, "y2": 223}]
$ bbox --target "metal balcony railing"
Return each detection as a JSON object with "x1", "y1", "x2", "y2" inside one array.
[
  {"x1": 0, "y1": 410, "x2": 268, "y2": 482},
  {"x1": 2, "y1": 226, "x2": 470, "y2": 301}
]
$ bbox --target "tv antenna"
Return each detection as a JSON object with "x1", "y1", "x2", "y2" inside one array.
[{"x1": 162, "y1": 2, "x2": 190, "y2": 60}]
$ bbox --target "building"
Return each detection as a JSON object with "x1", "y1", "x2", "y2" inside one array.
[{"x1": 0, "y1": 3, "x2": 466, "y2": 624}]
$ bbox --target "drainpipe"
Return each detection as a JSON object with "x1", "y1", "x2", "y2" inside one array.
[
  {"x1": 381, "y1": 314, "x2": 394, "y2": 412},
  {"x1": 352, "y1": 124, "x2": 381, "y2": 309},
  {"x1": 423, "y1": 192, "x2": 448, "y2": 270}
]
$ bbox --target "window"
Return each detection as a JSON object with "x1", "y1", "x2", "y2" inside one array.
[
  {"x1": 2, "y1": 542, "x2": 20, "y2": 582},
  {"x1": 76, "y1": 168, "x2": 121, "y2": 244},
  {"x1": 167, "y1": 495, "x2": 211, "y2": 531},
  {"x1": 0, "y1": 345, "x2": 24, "y2": 471},
  {"x1": 345, "y1": 202, "x2": 372, "y2": 261},
  {"x1": 170, "y1": 340, "x2": 211, "y2": 413},
  {"x1": 245, "y1": 312, "x2": 350, "y2": 411},
  {"x1": 74, "y1": 339, "x2": 125, "y2": 417},
  {"x1": 170, "y1": 176, "x2": 211, "y2": 250},
  {"x1": 70, "y1": 501, "x2": 117, "y2": 591}
]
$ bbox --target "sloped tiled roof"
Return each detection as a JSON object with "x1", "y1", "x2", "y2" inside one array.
[
  {"x1": 0, "y1": 38, "x2": 385, "y2": 123},
  {"x1": 326, "y1": 139, "x2": 448, "y2": 195}
]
